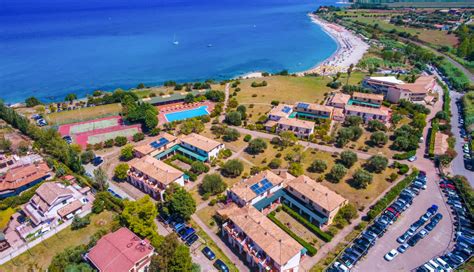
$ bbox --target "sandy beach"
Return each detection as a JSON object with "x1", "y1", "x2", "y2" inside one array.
[{"x1": 298, "y1": 14, "x2": 369, "y2": 76}]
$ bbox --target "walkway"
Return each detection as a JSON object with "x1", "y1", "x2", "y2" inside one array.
[{"x1": 219, "y1": 83, "x2": 230, "y2": 122}]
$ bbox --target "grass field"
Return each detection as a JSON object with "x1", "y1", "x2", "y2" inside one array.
[
  {"x1": 338, "y1": 10, "x2": 458, "y2": 47},
  {"x1": 0, "y1": 208, "x2": 15, "y2": 231},
  {"x1": 46, "y1": 103, "x2": 122, "y2": 125},
  {"x1": 0, "y1": 211, "x2": 115, "y2": 272},
  {"x1": 274, "y1": 210, "x2": 323, "y2": 248}
]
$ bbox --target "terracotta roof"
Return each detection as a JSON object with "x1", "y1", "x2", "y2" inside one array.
[
  {"x1": 180, "y1": 133, "x2": 222, "y2": 152},
  {"x1": 286, "y1": 175, "x2": 347, "y2": 212},
  {"x1": 218, "y1": 204, "x2": 302, "y2": 266},
  {"x1": 0, "y1": 163, "x2": 51, "y2": 192},
  {"x1": 352, "y1": 92, "x2": 384, "y2": 101},
  {"x1": 268, "y1": 104, "x2": 293, "y2": 118},
  {"x1": 129, "y1": 156, "x2": 183, "y2": 185},
  {"x1": 87, "y1": 227, "x2": 154, "y2": 272},
  {"x1": 396, "y1": 75, "x2": 436, "y2": 94},
  {"x1": 230, "y1": 170, "x2": 286, "y2": 202},
  {"x1": 329, "y1": 93, "x2": 351, "y2": 105},
  {"x1": 333, "y1": 108, "x2": 345, "y2": 118},
  {"x1": 434, "y1": 132, "x2": 449, "y2": 156},
  {"x1": 57, "y1": 200, "x2": 83, "y2": 218},
  {"x1": 31, "y1": 182, "x2": 73, "y2": 213},
  {"x1": 264, "y1": 120, "x2": 277, "y2": 128},
  {"x1": 133, "y1": 133, "x2": 177, "y2": 156},
  {"x1": 296, "y1": 102, "x2": 334, "y2": 113},
  {"x1": 277, "y1": 118, "x2": 314, "y2": 130},
  {"x1": 344, "y1": 104, "x2": 390, "y2": 116}
]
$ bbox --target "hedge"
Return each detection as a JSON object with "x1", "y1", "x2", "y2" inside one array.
[
  {"x1": 428, "y1": 120, "x2": 439, "y2": 158},
  {"x1": 367, "y1": 169, "x2": 419, "y2": 221},
  {"x1": 268, "y1": 211, "x2": 317, "y2": 256},
  {"x1": 281, "y1": 204, "x2": 333, "y2": 242},
  {"x1": 393, "y1": 150, "x2": 416, "y2": 160}
]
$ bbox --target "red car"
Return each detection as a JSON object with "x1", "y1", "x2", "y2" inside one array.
[{"x1": 440, "y1": 183, "x2": 455, "y2": 190}]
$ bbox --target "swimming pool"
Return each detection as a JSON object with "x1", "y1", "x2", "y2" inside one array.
[{"x1": 165, "y1": 106, "x2": 209, "y2": 122}]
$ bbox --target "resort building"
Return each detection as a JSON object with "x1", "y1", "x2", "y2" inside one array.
[
  {"x1": 268, "y1": 104, "x2": 293, "y2": 121},
  {"x1": 133, "y1": 133, "x2": 178, "y2": 158},
  {"x1": 362, "y1": 76, "x2": 404, "y2": 95},
  {"x1": 332, "y1": 108, "x2": 345, "y2": 122},
  {"x1": 328, "y1": 93, "x2": 351, "y2": 109},
  {"x1": 86, "y1": 227, "x2": 154, "y2": 272},
  {"x1": 218, "y1": 204, "x2": 304, "y2": 272},
  {"x1": 293, "y1": 102, "x2": 334, "y2": 120},
  {"x1": 228, "y1": 170, "x2": 292, "y2": 207},
  {"x1": 344, "y1": 104, "x2": 390, "y2": 123},
  {"x1": 179, "y1": 133, "x2": 224, "y2": 161},
  {"x1": 351, "y1": 92, "x2": 384, "y2": 108},
  {"x1": 128, "y1": 156, "x2": 185, "y2": 201},
  {"x1": 386, "y1": 75, "x2": 437, "y2": 103},
  {"x1": 265, "y1": 118, "x2": 314, "y2": 138},
  {"x1": 0, "y1": 162, "x2": 52, "y2": 199},
  {"x1": 286, "y1": 175, "x2": 348, "y2": 225}
]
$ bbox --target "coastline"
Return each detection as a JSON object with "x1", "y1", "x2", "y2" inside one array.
[{"x1": 299, "y1": 14, "x2": 369, "y2": 76}]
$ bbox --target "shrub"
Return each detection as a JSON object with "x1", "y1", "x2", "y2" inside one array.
[
  {"x1": 201, "y1": 174, "x2": 226, "y2": 196},
  {"x1": 133, "y1": 132, "x2": 145, "y2": 142},
  {"x1": 308, "y1": 159, "x2": 327, "y2": 173},
  {"x1": 282, "y1": 204, "x2": 332, "y2": 242},
  {"x1": 393, "y1": 150, "x2": 416, "y2": 160},
  {"x1": 243, "y1": 134, "x2": 252, "y2": 142},
  {"x1": 268, "y1": 158, "x2": 282, "y2": 169},
  {"x1": 339, "y1": 150, "x2": 358, "y2": 168},
  {"x1": 71, "y1": 215, "x2": 90, "y2": 230},
  {"x1": 326, "y1": 164, "x2": 347, "y2": 183},
  {"x1": 190, "y1": 161, "x2": 209, "y2": 174},
  {"x1": 104, "y1": 139, "x2": 114, "y2": 148},
  {"x1": 114, "y1": 136, "x2": 127, "y2": 146},
  {"x1": 246, "y1": 138, "x2": 267, "y2": 154},
  {"x1": 221, "y1": 159, "x2": 244, "y2": 177}
]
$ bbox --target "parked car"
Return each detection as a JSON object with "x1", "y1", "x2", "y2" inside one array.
[
  {"x1": 397, "y1": 243, "x2": 409, "y2": 254},
  {"x1": 407, "y1": 233, "x2": 422, "y2": 247},
  {"x1": 214, "y1": 259, "x2": 229, "y2": 272},
  {"x1": 384, "y1": 249, "x2": 399, "y2": 261},
  {"x1": 202, "y1": 247, "x2": 216, "y2": 260},
  {"x1": 178, "y1": 227, "x2": 195, "y2": 240},
  {"x1": 185, "y1": 234, "x2": 199, "y2": 246},
  {"x1": 92, "y1": 156, "x2": 103, "y2": 166},
  {"x1": 397, "y1": 232, "x2": 411, "y2": 244},
  {"x1": 408, "y1": 156, "x2": 417, "y2": 162}
]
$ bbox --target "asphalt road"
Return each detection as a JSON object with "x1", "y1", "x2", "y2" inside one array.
[{"x1": 448, "y1": 91, "x2": 474, "y2": 186}]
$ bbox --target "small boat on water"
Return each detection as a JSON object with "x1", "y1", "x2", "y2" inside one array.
[
  {"x1": 207, "y1": 43, "x2": 213, "y2": 47},
  {"x1": 173, "y1": 34, "x2": 179, "y2": 45}
]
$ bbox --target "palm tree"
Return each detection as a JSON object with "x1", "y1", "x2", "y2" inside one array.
[{"x1": 346, "y1": 64, "x2": 354, "y2": 86}]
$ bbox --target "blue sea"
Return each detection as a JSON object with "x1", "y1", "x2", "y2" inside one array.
[{"x1": 0, "y1": 0, "x2": 341, "y2": 103}]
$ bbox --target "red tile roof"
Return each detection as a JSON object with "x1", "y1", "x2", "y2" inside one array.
[
  {"x1": 0, "y1": 163, "x2": 51, "y2": 192},
  {"x1": 87, "y1": 227, "x2": 154, "y2": 272}
]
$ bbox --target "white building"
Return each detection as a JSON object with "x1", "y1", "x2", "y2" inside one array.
[
  {"x1": 179, "y1": 133, "x2": 224, "y2": 161},
  {"x1": 344, "y1": 104, "x2": 390, "y2": 123},
  {"x1": 265, "y1": 117, "x2": 315, "y2": 138},
  {"x1": 268, "y1": 104, "x2": 293, "y2": 121}
]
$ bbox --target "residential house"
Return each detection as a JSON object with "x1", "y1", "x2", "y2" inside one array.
[
  {"x1": 266, "y1": 118, "x2": 314, "y2": 138},
  {"x1": 268, "y1": 104, "x2": 293, "y2": 121},
  {"x1": 344, "y1": 104, "x2": 390, "y2": 123},
  {"x1": 0, "y1": 162, "x2": 52, "y2": 199},
  {"x1": 86, "y1": 227, "x2": 154, "y2": 272},
  {"x1": 387, "y1": 75, "x2": 437, "y2": 103},
  {"x1": 328, "y1": 93, "x2": 351, "y2": 109},
  {"x1": 286, "y1": 175, "x2": 348, "y2": 225},
  {"x1": 218, "y1": 205, "x2": 304, "y2": 272},
  {"x1": 179, "y1": 133, "x2": 224, "y2": 161},
  {"x1": 294, "y1": 102, "x2": 334, "y2": 120},
  {"x1": 228, "y1": 170, "x2": 292, "y2": 207},
  {"x1": 128, "y1": 156, "x2": 185, "y2": 201},
  {"x1": 362, "y1": 76, "x2": 405, "y2": 95},
  {"x1": 351, "y1": 92, "x2": 384, "y2": 108},
  {"x1": 133, "y1": 133, "x2": 178, "y2": 158}
]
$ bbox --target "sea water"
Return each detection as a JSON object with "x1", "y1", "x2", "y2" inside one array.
[{"x1": 0, "y1": 0, "x2": 340, "y2": 103}]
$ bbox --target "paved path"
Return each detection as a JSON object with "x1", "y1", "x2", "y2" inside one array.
[
  {"x1": 191, "y1": 214, "x2": 249, "y2": 272},
  {"x1": 219, "y1": 83, "x2": 230, "y2": 122},
  {"x1": 448, "y1": 91, "x2": 474, "y2": 186},
  {"x1": 353, "y1": 88, "x2": 456, "y2": 272}
]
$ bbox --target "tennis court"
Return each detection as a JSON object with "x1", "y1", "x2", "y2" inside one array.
[
  {"x1": 58, "y1": 116, "x2": 122, "y2": 137},
  {"x1": 74, "y1": 124, "x2": 141, "y2": 147}
]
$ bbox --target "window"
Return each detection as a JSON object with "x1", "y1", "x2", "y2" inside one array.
[
  {"x1": 289, "y1": 187, "x2": 293, "y2": 191},
  {"x1": 302, "y1": 195, "x2": 306, "y2": 200}
]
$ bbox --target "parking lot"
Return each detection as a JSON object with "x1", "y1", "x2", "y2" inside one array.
[{"x1": 353, "y1": 163, "x2": 455, "y2": 271}]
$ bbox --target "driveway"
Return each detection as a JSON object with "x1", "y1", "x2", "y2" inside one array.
[
  {"x1": 353, "y1": 92, "x2": 455, "y2": 271},
  {"x1": 448, "y1": 91, "x2": 474, "y2": 186}
]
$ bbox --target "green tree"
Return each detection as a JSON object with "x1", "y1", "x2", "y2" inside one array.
[
  {"x1": 366, "y1": 155, "x2": 388, "y2": 173},
  {"x1": 205, "y1": 90, "x2": 225, "y2": 102},
  {"x1": 144, "y1": 109, "x2": 158, "y2": 130},
  {"x1": 71, "y1": 215, "x2": 90, "y2": 230},
  {"x1": 279, "y1": 131, "x2": 298, "y2": 147},
  {"x1": 337, "y1": 203, "x2": 358, "y2": 223},
  {"x1": 327, "y1": 164, "x2": 347, "y2": 183},
  {"x1": 370, "y1": 131, "x2": 388, "y2": 147},
  {"x1": 120, "y1": 144, "x2": 134, "y2": 161},
  {"x1": 180, "y1": 119, "x2": 204, "y2": 135},
  {"x1": 80, "y1": 150, "x2": 95, "y2": 164},
  {"x1": 336, "y1": 127, "x2": 353, "y2": 147},
  {"x1": 221, "y1": 159, "x2": 244, "y2": 177},
  {"x1": 114, "y1": 163, "x2": 129, "y2": 180},
  {"x1": 201, "y1": 174, "x2": 227, "y2": 195},
  {"x1": 344, "y1": 116, "x2": 363, "y2": 127},
  {"x1": 115, "y1": 136, "x2": 128, "y2": 146},
  {"x1": 150, "y1": 234, "x2": 193, "y2": 272},
  {"x1": 65, "y1": 93, "x2": 77, "y2": 103},
  {"x1": 288, "y1": 162, "x2": 304, "y2": 176},
  {"x1": 367, "y1": 120, "x2": 386, "y2": 132},
  {"x1": 222, "y1": 128, "x2": 240, "y2": 142},
  {"x1": 0, "y1": 137, "x2": 12, "y2": 152},
  {"x1": 184, "y1": 93, "x2": 195, "y2": 103},
  {"x1": 340, "y1": 150, "x2": 358, "y2": 168},
  {"x1": 164, "y1": 185, "x2": 196, "y2": 220},
  {"x1": 308, "y1": 159, "x2": 327, "y2": 173},
  {"x1": 25, "y1": 96, "x2": 42, "y2": 107},
  {"x1": 268, "y1": 158, "x2": 282, "y2": 169},
  {"x1": 352, "y1": 168, "x2": 373, "y2": 189},
  {"x1": 120, "y1": 196, "x2": 162, "y2": 247},
  {"x1": 48, "y1": 245, "x2": 89, "y2": 272},
  {"x1": 190, "y1": 161, "x2": 209, "y2": 174},
  {"x1": 225, "y1": 111, "x2": 242, "y2": 126},
  {"x1": 236, "y1": 105, "x2": 247, "y2": 119},
  {"x1": 93, "y1": 167, "x2": 108, "y2": 191},
  {"x1": 133, "y1": 132, "x2": 145, "y2": 142},
  {"x1": 137, "y1": 83, "x2": 145, "y2": 89},
  {"x1": 246, "y1": 138, "x2": 267, "y2": 154}
]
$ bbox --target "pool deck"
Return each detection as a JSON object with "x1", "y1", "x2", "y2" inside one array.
[{"x1": 157, "y1": 101, "x2": 215, "y2": 124}]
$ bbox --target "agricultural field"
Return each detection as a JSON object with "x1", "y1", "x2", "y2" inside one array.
[{"x1": 45, "y1": 103, "x2": 122, "y2": 125}]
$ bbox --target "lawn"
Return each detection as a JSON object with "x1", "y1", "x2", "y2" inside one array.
[
  {"x1": 190, "y1": 219, "x2": 239, "y2": 272},
  {"x1": 234, "y1": 76, "x2": 333, "y2": 105},
  {"x1": 274, "y1": 209, "x2": 323, "y2": 248},
  {"x1": 200, "y1": 128, "x2": 248, "y2": 153},
  {"x1": 45, "y1": 103, "x2": 122, "y2": 125},
  {"x1": 0, "y1": 208, "x2": 15, "y2": 230},
  {"x1": 196, "y1": 205, "x2": 219, "y2": 231},
  {"x1": 0, "y1": 211, "x2": 116, "y2": 272}
]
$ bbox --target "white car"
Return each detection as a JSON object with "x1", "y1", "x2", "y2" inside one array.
[
  {"x1": 334, "y1": 261, "x2": 349, "y2": 272},
  {"x1": 384, "y1": 249, "x2": 399, "y2": 261},
  {"x1": 408, "y1": 156, "x2": 417, "y2": 162},
  {"x1": 419, "y1": 229, "x2": 428, "y2": 238}
]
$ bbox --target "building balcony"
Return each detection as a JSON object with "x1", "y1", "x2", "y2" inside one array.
[{"x1": 128, "y1": 171, "x2": 163, "y2": 193}]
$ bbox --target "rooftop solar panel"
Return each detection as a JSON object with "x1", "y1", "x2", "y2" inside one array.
[
  {"x1": 297, "y1": 103, "x2": 309, "y2": 109},
  {"x1": 282, "y1": 106, "x2": 292, "y2": 114},
  {"x1": 150, "y1": 137, "x2": 169, "y2": 149}
]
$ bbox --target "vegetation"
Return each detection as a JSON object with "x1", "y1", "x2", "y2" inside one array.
[
  {"x1": 201, "y1": 174, "x2": 227, "y2": 196},
  {"x1": 451, "y1": 175, "x2": 473, "y2": 215},
  {"x1": 282, "y1": 204, "x2": 333, "y2": 242},
  {"x1": 162, "y1": 184, "x2": 196, "y2": 221},
  {"x1": 365, "y1": 155, "x2": 388, "y2": 173},
  {"x1": 326, "y1": 164, "x2": 348, "y2": 183},
  {"x1": 339, "y1": 150, "x2": 358, "y2": 168},
  {"x1": 114, "y1": 163, "x2": 129, "y2": 180},
  {"x1": 25, "y1": 96, "x2": 42, "y2": 107},
  {"x1": 120, "y1": 144, "x2": 134, "y2": 161},
  {"x1": 351, "y1": 168, "x2": 373, "y2": 189},
  {"x1": 221, "y1": 159, "x2": 244, "y2": 177},
  {"x1": 150, "y1": 233, "x2": 194, "y2": 272},
  {"x1": 246, "y1": 138, "x2": 267, "y2": 154},
  {"x1": 308, "y1": 159, "x2": 328, "y2": 173},
  {"x1": 92, "y1": 167, "x2": 108, "y2": 191},
  {"x1": 121, "y1": 94, "x2": 158, "y2": 131}
]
